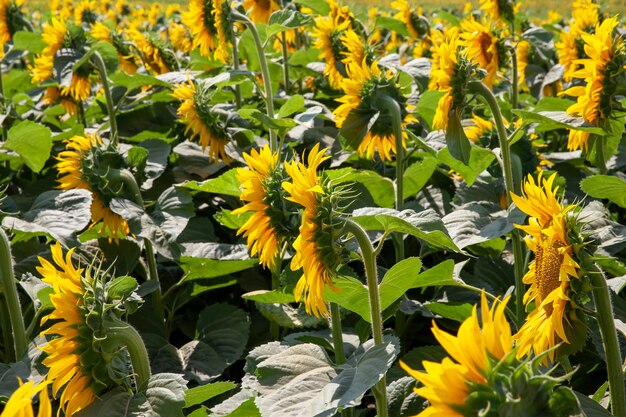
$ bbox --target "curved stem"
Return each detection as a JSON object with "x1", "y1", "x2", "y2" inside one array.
[
  {"x1": 0, "y1": 228, "x2": 27, "y2": 360},
  {"x1": 468, "y1": 80, "x2": 525, "y2": 324},
  {"x1": 91, "y1": 50, "x2": 119, "y2": 147},
  {"x1": 108, "y1": 319, "x2": 152, "y2": 389},
  {"x1": 112, "y1": 169, "x2": 164, "y2": 320},
  {"x1": 231, "y1": 35, "x2": 242, "y2": 109},
  {"x1": 584, "y1": 257, "x2": 626, "y2": 417},
  {"x1": 341, "y1": 219, "x2": 388, "y2": 417},
  {"x1": 233, "y1": 11, "x2": 277, "y2": 152}
]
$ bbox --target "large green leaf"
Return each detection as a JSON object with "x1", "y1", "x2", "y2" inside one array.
[
  {"x1": 416, "y1": 90, "x2": 444, "y2": 129},
  {"x1": 580, "y1": 175, "x2": 626, "y2": 208},
  {"x1": 512, "y1": 110, "x2": 606, "y2": 135},
  {"x1": 403, "y1": 154, "x2": 437, "y2": 199},
  {"x1": 437, "y1": 144, "x2": 495, "y2": 186},
  {"x1": 11, "y1": 31, "x2": 46, "y2": 53},
  {"x1": 179, "y1": 243, "x2": 257, "y2": 283},
  {"x1": 267, "y1": 10, "x2": 313, "y2": 38},
  {"x1": 180, "y1": 168, "x2": 241, "y2": 197},
  {"x1": 3, "y1": 121, "x2": 52, "y2": 173},
  {"x1": 326, "y1": 168, "x2": 395, "y2": 208}
]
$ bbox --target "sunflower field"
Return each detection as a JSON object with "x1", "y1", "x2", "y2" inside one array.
[{"x1": 2, "y1": 0, "x2": 626, "y2": 415}]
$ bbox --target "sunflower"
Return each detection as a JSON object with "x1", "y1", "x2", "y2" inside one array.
[
  {"x1": 0, "y1": 0, "x2": 26, "y2": 59},
  {"x1": 168, "y1": 21, "x2": 193, "y2": 54},
  {"x1": 400, "y1": 292, "x2": 513, "y2": 416},
  {"x1": 460, "y1": 16, "x2": 505, "y2": 88},
  {"x1": 61, "y1": 73, "x2": 91, "y2": 103},
  {"x1": 31, "y1": 18, "x2": 67, "y2": 84},
  {"x1": 517, "y1": 39, "x2": 529, "y2": 88},
  {"x1": 38, "y1": 243, "x2": 98, "y2": 416},
  {"x1": 464, "y1": 113, "x2": 493, "y2": 143},
  {"x1": 172, "y1": 78, "x2": 232, "y2": 163},
  {"x1": 212, "y1": 0, "x2": 232, "y2": 64},
  {"x1": 282, "y1": 144, "x2": 341, "y2": 318},
  {"x1": 479, "y1": 0, "x2": 516, "y2": 25},
  {"x1": 129, "y1": 28, "x2": 173, "y2": 74},
  {"x1": 148, "y1": 3, "x2": 161, "y2": 26},
  {"x1": 233, "y1": 145, "x2": 297, "y2": 269},
  {"x1": 74, "y1": 0, "x2": 98, "y2": 25},
  {"x1": 1, "y1": 378, "x2": 51, "y2": 417},
  {"x1": 511, "y1": 173, "x2": 582, "y2": 362},
  {"x1": 56, "y1": 134, "x2": 131, "y2": 238},
  {"x1": 429, "y1": 36, "x2": 473, "y2": 131},
  {"x1": 242, "y1": 0, "x2": 279, "y2": 24},
  {"x1": 91, "y1": 22, "x2": 137, "y2": 74},
  {"x1": 312, "y1": 14, "x2": 351, "y2": 89},
  {"x1": 392, "y1": 0, "x2": 422, "y2": 39},
  {"x1": 44, "y1": 86, "x2": 78, "y2": 115},
  {"x1": 183, "y1": 0, "x2": 218, "y2": 58},
  {"x1": 562, "y1": 16, "x2": 624, "y2": 151},
  {"x1": 334, "y1": 59, "x2": 417, "y2": 161},
  {"x1": 556, "y1": 0, "x2": 599, "y2": 82}
]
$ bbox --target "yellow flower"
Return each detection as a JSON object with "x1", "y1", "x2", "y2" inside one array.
[
  {"x1": 212, "y1": 0, "x2": 232, "y2": 64},
  {"x1": 0, "y1": 0, "x2": 24, "y2": 59},
  {"x1": 56, "y1": 134, "x2": 131, "y2": 238},
  {"x1": 464, "y1": 113, "x2": 493, "y2": 143},
  {"x1": 556, "y1": 0, "x2": 599, "y2": 82},
  {"x1": 282, "y1": 144, "x2": 335, "y2": 317},
  {"x1": 242, "y1": 0, "x2": 279, "y2": 24},
  {"x1": 172, "y1": 78, "x2": 232, "y2": 164},
  {"x1": 74, "y1": 0, "x2": 98, "y2": 25},
  {"x1": 479, "y1": 0, "x2": 517, "y2": 25},
  {"x1": 1, "y1": 378, "x2": 52, "y2": 417},
  {"x1": 183, "y1": 0, "x2": 218, "y2": 58},
  {"x1": 129, "y1": 28, "x2": 172, "y2": 74},
  {"x1": 460, "y1": 16, "x2": 503, "y2": 88},
  {"x1": 61, "y1": 73, "x2": 91, "y2": 102},
  {"x1": 38, "y1": 243, "x2": 98, "y2": 416},
  {"x1": 334, "y1": 59, "x2": 417, "y2": 161},
  {"x1": 400, "y1": 292, "x2": 513, "y2": 417},
  {"x1": 44, "y1": 86, "x2": 78, "y2": 115},
  {"x1": 392, "y1": 0, "x2": 420, "y2": 38},
  {"x1": 233, "y1": 145, "x2": 285, "y2": 269},
  {"x1": 31, "y1": 18, "x2": 67, "y2": 84},
  {"x1": 562, "y1": 16, "x2": 623, "y2": 151},
  {"x1": 340, "y1": 29, "x2": 366, "y2": 68},
  {"x1": 511, "y1": 173, "x2": 581, "y2": 362},
  {"x1": 91, "y1": 22, "x2": 137, "y2": 74},
  {"x1": 169, "y1": 21, "x2": 193, "y2": 54},
  {"x1": 148, "y1": 3, "x2": 161, "y2": 26},
  {"x1": 517, "y1": 39, "x2": 529, "y2": 88},
  {"x1": 312, "y1": 14, "x2": 351, "y2": 89}
]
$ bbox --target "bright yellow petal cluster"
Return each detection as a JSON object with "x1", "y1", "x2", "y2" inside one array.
[
  {"x1": 212, "y1": 0, "x2": 231, "y2": 64},
  {"x1": 31, "y1": 18, "x2": 67, "y2": 84},
  {"x1": 464, "y1": 113, "x2": 493, "y2": 143},
  {"x1": 401, "y1": 292, "x2": 513, "y2": 417},
  {"x1": 56, "y1": 134, "x2": 131, "y2": 238},
  {"x1": 460, "y1": 16, "x2": 500, "y2": 88},
  {"x1": 517, "y1": 39, "x2": 530, "y2": 88},
  {"x1": 392, "y1": 0, "x2": 419, "y2": 38},
  {"x1": 562, "y1": 16, "x2": 621, "y2": 151},
  {"x1": 282, "y1": 144, "x2": 334, "y2": 317},
  {"x1": 129, "y1": 28, "x2": 171, "y2": 74},
  {"x1": 556, "y1": 0, "x2": 599, "y2": 82},
  {"x1": 511, "y1": 173, "x2": 580, "y2": 361},
  {"x1": 1, "y1": 378, "x2": 51, "y2": 417},
  {"x1": 233, "y1": 145, "x2": 282, "y2": 269},
  {"x1": 38, "y1": 243, "x2": 97, "y2": 416},
  {"x1": 183, "y1": 0, "x2": 218, "y2": 58},
  {"x1": 312, "y1": 15, "x2": 351, "y2": 89},
  {"x1": 430, "y1": 36, "x2": 464, "y2": 131},
  {"x1": 169, "y1": 21, "x2": 193, "y2": 54},
  {"x1": 242, "y1": 0, "x2": 279, "y2": 24},
  {"x1": 172, "y1": 78, "x2": 231, "y2": 163}
]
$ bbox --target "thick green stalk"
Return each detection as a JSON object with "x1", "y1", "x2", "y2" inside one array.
[
  {"x1": 510, "y1": 44, "x2": 519, "y2": 110},
  {"x1": 92, "y1": 51, "x2": 119, "y2": 147},
  {"x1": 584, "y1": 257, "x2": 626, "y2": 417},
  {"x1": 0, "y1": 228, "x2": 27, "y2": 360},
  {"x1": 109, "y1": 318, "x2": 152, "y2": 389},
  {"x1": 330, "y1": 302, "x2": 346, "y2": 365},
  {"x1": 468, "y1": 81, "x2": 525, "y2": 324},
  {"x1": 232, "y1": 11, "x2": 277, "y2": 152},
  {"x1": 112, "y1": 169, "x2": 164, "y2": 320},
  {"x1": 341, "y1": 219, "x2": 388, "y2": 417},
  {"x1": 231, "y1": 35, "x2": 242, "y2": 109}
]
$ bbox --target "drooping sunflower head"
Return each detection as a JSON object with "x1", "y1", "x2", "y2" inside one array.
[
  {"x1": 282, "y1": 144, "x2": 348, "y2": 317},
  {"x1": 242, "y1": 0, "x2": 279, "y2": 24},
  {"x1": 340, "y1": 28, "x2": 376, "y2": 69},
  {"x1": 38, "y1": 243, "x2": 141, "y2": 416},
  {"x1": 312, "y1": 13, "x2": 352, "y2": 89},
  {"x1": 562, "y1": 16, "x2": 625, "y2": 151},
  {"x1": 233, "y1": 145, "x2": 300, "y2": 269},
  {"x1": 511, "y1": 173, "x2": 588, "y2": 362},
  {"x1": 183, "y1": 0, "x2": 219, "y2": 58},
  {"x1": 56, "y1": 134, "x2": 131, "y2": 239},
  {"x1": 0, "y1": 0, "x2": 27, "y2": 58},
  {"x1": 401, "y1": 291, "x2": 583, "y2": 417},
  {"x1": 74, "y1": 0, "x2": 99, "y2": 25},
  {"x1": 334, "y1": 59, "x2": 417, "y2": 161},
  {"x1": 172, "y1": 78, "x2": 233, "y2": 164},
  {"x1": 169, "y1": 21, "x2": 193, "y2": 54},
  {"x1": 430, "y1": 36, "x2": 475, "y2": 131},
  {"x1": 30, "y1": 18, "x2": 68, "y2": 83},
  {"x1": 129, "y1": 28, "x2": 177, "y2": 74},
  {"x1": 460, "y1": 16, "x2": 508, "y2": 88}
]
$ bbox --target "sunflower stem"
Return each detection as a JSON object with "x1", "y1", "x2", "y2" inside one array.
[
  {"x1": 112, "y1": 169, "x2": 164, "y2": 321},
  {"x1": 109, "y1": 318, "x2": 152, "y2": 389},
  {"x1": 0, "y1": 228, "x2": 27, "y2": 361},
  {"x1": 231, "y1": 35, "x2": 242, "y2": 109},
  {"x1": 77, "y1": 101, "x2": 87, "y2": 127},
  {"x1": 0, "y1": 62, "x2": 7, "y2": 141},
  {"x1": 91, "y1": 50, "x2": 119, "y2": 147},
  {"x1": 330, "y1": 302, "x2": 346, "y2": 365},
  {"x1": 510, "y1": 44, "x2": 519, "y2": 110},
  {"x1": 468, "y1": 80, "x2": 525, "y2": 324},
  {"x1": 269, "y1": 260, "x2": 281, "y2": 340},
  {"x1": 232, "y1": 11, "x2": 277, "y2": 152},
  {"x1": 341, "y1": 218, "x2": 388, "y2": 417},
  {"x1": 584, "y1": 257, "x2": 626, "y2": 417},
  {"x1": 280, "y1": 31, "x2": 290, "y2": 93}
]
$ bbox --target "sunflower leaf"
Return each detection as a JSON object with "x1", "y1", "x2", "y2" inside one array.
[
  {"x1": 267, "y1": 10, "x2": 313, "y2": 38},
  {"x1": 3, "y1": 120, "x2": 52, "y2": 173},
  {"x1": 512, "y1": 110, "x2": 606, "y2": 135}
]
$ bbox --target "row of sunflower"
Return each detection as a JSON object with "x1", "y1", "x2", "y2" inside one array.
[{"x1": 1, "y1": 0, "x2": 626, "y2": 416}]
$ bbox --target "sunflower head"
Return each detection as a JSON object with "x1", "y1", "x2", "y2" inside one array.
[
  {"x1": 334, "y1": 59, "x2": 416, "y2": 161},
  {"x1": 39, "y1": 243, "x2": 141, "y2": 415},
  {"x1": 392, "y1": 0, "x2": 429, "y2": 39},
  {"x1": 401, "y1": 292, "x2": 583, "y2": 417},
  {"x1": 242, "y1": 0, "x2": 279, "y2": 24},
  {"x1": 460, "y1": 16, "x2": 508, "y2": 88},
  {"x1": 172, "y1": 78, "x2": 232, "y2": 164},
  {"x1": 312, "y1": 14, "x2": 352, "y2": 89},
  {"x1": 75, "y1": 0, "x2": 99, "y2": 25},
  {"x1": 169, "y1": 21, "x2": 193, "y2": 53},
  {"x1": 282, "y1": 144, "x2": 349, "y2": 317},
  {"x1": 56, "y1": 134, "x2": 131, "y2": 239},
  {"x1": 479, "y1": 0, "x2": 517, "y2": 25},
  {"x1": 1, "y1": 378, "x2": 51, "y2": 417},
  {"x1": 183, "y1": 0, "x2": 219, "y2": 58},
  {"x1": 0, "y1": 0, "x2": 28, "y2": 54},
  {"x1": 233, "y1": 145, "x2": 300, "y2": 269},
  {"x1": 511, "y1": 173, "x2": 590, "y2": 362},
  {"x1": 212, "y1": 0, "x2": 233, "y2": 64},
  {"x1": 130, "y1": 28, "x2": 177, "y2": 74}
]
